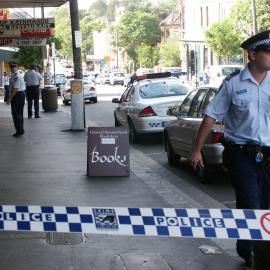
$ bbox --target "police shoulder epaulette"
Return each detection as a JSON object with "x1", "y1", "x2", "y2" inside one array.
[{"x1": 224, "y1": 69, "x2": 240, "y2": 81}]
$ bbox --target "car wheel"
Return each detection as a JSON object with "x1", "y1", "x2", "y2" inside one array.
[
  {"x1": 114, "y1": 114, "x2": 120, "y2": 127},
  {"x1": 129, "y1": 120, "x2": 140, "y2": 144},
  {"x1": 93, "y1": 97, "x2": 97, "y2": 103},
  {"x1": 166, "y1": 137, "x2": 180, "y2": 166}
]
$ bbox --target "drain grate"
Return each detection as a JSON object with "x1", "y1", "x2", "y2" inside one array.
[{"x1": 46, "y1": 232, "x2": 85, "y2": 245}]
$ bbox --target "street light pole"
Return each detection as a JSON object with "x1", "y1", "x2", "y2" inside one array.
[{"x1": 251, "y1": 0, "x2": 258, "y2": 34}]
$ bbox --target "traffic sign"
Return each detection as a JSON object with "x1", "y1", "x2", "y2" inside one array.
[
  {"x1": 0, "y1": 37, "x2": 47, "y2": 47},
  {"x1": 0, "y1": 18, "x2": 55, "y2": 30},
  {"x1": 0, "y1": 28, "x2": 54, "y2": 38}
]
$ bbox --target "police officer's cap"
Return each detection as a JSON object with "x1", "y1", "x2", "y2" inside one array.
[
  {"x1": 241, "y1": 30, "x2": 270, "y2": 51},
  {"x1": 9, "y1": 62, "x2": 17, "y2": 68}
]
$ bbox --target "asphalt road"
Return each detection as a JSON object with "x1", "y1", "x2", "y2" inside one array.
[{"x1": 80, "y1": 84, "x2": 236, "y2": 208}]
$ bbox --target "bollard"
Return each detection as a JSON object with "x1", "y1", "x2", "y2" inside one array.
[{"x1": 252, "y1": 241, "x2": 270, "y2": 270}]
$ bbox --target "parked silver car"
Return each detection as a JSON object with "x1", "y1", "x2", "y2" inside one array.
[
  {"x1": 112, "y1": 76, "x2": 192, "y2": 143},
  {"x1": 164, "y1": 86, "x2": 224, "y2": 182},
  {"x1": 61, "y1": 79, "x2": 97, "y2": 105}
]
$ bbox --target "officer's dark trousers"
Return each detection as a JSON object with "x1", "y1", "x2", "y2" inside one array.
[
  {"x1": 26, "y1": 85, "x2": 40, "y2": 118},
  {"x1": 11, "y1": 91, "x2": 25, "y2": 133},
  {"x1": 224, "y1": 148, "x2": 270, "y2": 260},
  {"x1": 4, "y1": 85, "x2": 10, "y2": 102}
]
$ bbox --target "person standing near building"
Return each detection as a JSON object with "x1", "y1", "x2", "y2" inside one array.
[
  {"x1": 6, "y1": 63, "x2": 26, "y2": 137},
  {"x1": 188, "y1": 30, "x2": 270, "y2": 267},
  {"x1": 3, "y1": 71, "x2": 10, "y2": 102},
  {"x1": 24, "y1": 65, "x2": 43, "y2": 118}
]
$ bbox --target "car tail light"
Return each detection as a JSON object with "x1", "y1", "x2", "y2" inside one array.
[
  {"x1": 212, "y1": 131, "x2": 223, "y2": 144},
  {"x1": 139, "y1": 106, "x2": 157, "y2": 117},
  {"x1": 90, "y1": 87, "x2": 96, "y2": 92}
]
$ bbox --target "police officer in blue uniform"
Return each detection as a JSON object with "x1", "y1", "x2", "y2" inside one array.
[
  {"x1": 189, "y1": 30, "x2": 270, "y2": 267},
  {"x1": 6, "y1": 63, "x2": 26, "y2": 137}
]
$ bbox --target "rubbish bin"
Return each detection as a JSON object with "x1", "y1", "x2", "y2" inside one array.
[
  {"x1": 41, "y1": 86, "x2": 58, "y2": 112},
  {"x1": 252, "y1": 241, "x2": 270, "y2": 270}
]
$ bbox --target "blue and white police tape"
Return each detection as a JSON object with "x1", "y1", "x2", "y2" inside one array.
[{"x1": 0, "y1": 206, "x2": 270, "y2": 241}]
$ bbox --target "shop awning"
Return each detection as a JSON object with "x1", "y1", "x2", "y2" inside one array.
[{"x1": 0, "y1": 0, "x2": 68, "y2": 8}]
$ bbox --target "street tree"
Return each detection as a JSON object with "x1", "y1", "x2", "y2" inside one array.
[
  {"x1": 137, "y1": 44, "x2": 159, "y2": 68},
  {"x1": 205, "y1": 18, "x2": 242, "y2": 62},
  {"x1": 14, "y1": 36, "x2": 62, "y2": 70},
  {"x1": 80, "y1": 16, "x2": 105, "y2": 60},
  {"x1": 88, "y1": 0, "x2": 107, "y2": 20},
  {"x1": 159, "y1": 38, "x2": 181, "y2": 67},
  {"x1": 118, "y1": 10, "x2": 162, "y2": 66},
  {"x1": 230, "y1": 0, "x2": 270, "y2": 37},
  {"x1": 14, "y1": 47, "x2": 43, "y2": 70}
]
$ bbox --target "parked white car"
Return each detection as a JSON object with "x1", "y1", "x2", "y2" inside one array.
[
  {"x1": 110, "y1": 72, "x2": 125, "y2": 86},
  {"x1": 61, "y1": 79, "x2": 97, "y2": 105},
  {"x1": 112, "y1": 75, "x2": 192, "y2": 143},
  {"x1": 164, "y1": 86, "x2": 224, "y2": 182},
  {"x1": 208, "y1": 65, "x2": 243, "y2": 86}
]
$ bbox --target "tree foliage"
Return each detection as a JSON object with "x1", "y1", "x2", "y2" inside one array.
[
  {"x1": 205, "y1": 0, "x2": 270, "y2": 59},
  {"x1": 205, "y1": 18, "x2": 241, "y2": 61},
  {"x1": 159, "y1": 38, "x2": 181, "y2": 67},
  {"x1": 14, "y1": 47, "x2": 43, "y2": 70},
  {"x1": 137, "y1": 44, "x2": 159, "y2": 68},
  {"x1": 230, "y1": 0, "x2": 270, "y2": 37},
  {"x1": 88, "y1": 0, "x2": 107, "y2": 20},
  {"x1": 118, "y1": 10, "x2": 162, "y2": 65},
  {"x1": 50, "y1": 4, "x2": 105, "y2": 61}
]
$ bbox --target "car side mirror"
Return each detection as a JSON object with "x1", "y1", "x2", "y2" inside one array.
[
  {"x1": 112, "y1": 98, "x2": 120, "y2": 103},
  {"x1": 167, "y1": 107, "x2": 179, "y2": 117}
]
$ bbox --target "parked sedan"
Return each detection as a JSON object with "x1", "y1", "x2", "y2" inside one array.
[
  {"x1": 112, "y1": 76, "x2": 192, "y2": 143},
  {"x1": 164, "y1": 86, "x2": 224, "y2": 182},
  {"x1": 61, "y1": 79, "x2": 97, "y2": 105}
]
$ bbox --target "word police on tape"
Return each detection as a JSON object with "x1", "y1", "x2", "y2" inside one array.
[{"x1": 0, "y1": 206, "x2": 269, "y2": 241}]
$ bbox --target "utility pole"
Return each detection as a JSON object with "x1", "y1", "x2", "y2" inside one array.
[
  {"x1": 69, "y1": 0, "x2": 83, "y2": 80},
  {"x1": 69, "y1": 0, "x2": 85, "y2": 130},
  {"x1": 251, "y1": 0, "x2": 258, "y2": 34}
]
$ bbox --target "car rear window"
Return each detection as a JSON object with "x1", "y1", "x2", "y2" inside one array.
[
  {"x1": 139, "y1": 82, "x2": 189, "y2": 99},
  {"x1": 114, "y1": 73, "x2": 124, "y2": 77},
  {"x1": 222, "y1": 67, "x2": 241, "y2": 76}
]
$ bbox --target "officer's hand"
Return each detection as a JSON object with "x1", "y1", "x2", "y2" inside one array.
[
  {"x1": 188, "y1": 151, "x2": 204, "y2": 170},
  {"x1": 6, "y1": 98, "x2": 11, "y2": 105}
]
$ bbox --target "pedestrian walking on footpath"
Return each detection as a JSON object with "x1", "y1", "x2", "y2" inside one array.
[
  {"x1": 6, "y1": 63, "x2": 26, "y2": 137},
  {"x1": 24, "y1": 65, "x2": 43, "y2": 119},
  {"x1": 188, "y1": 30, "x2": 270, "y2": 268},
  {"x1": 3, "y1": 71, "x2": 10, "y2": 102}
]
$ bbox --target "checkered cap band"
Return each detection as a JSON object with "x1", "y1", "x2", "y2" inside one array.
[{"x1": 248, "y1": 39, "x2": 270, "y2": 50}]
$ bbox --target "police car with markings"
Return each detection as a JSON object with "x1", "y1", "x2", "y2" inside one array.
[{"x1": 112, "y1": 73, "x2": 192, "y2": 143}]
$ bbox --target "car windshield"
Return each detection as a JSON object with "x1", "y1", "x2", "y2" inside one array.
[
  {"x1": 139, "y1": 82, "x2": 189, "y2": 99},
  {"x1": 222, "y1": 67, "x2": 240, "y2": 76}
]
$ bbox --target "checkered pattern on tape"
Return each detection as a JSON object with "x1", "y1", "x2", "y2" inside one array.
[
  {"x1": 116, "y1": 208, "x2": 263, "y2": 240},
  {"x1": 0, "y1": 206, "x2": 94, "y2": 233}
]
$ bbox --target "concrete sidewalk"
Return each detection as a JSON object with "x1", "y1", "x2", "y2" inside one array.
[{"x1": 0, "y1": 100, "x2": 245, "y2": 270}]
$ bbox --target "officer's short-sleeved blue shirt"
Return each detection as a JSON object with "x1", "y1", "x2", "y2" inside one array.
[{"x1": 204, "y1": 65, "x2": 270, "y2": 146}]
